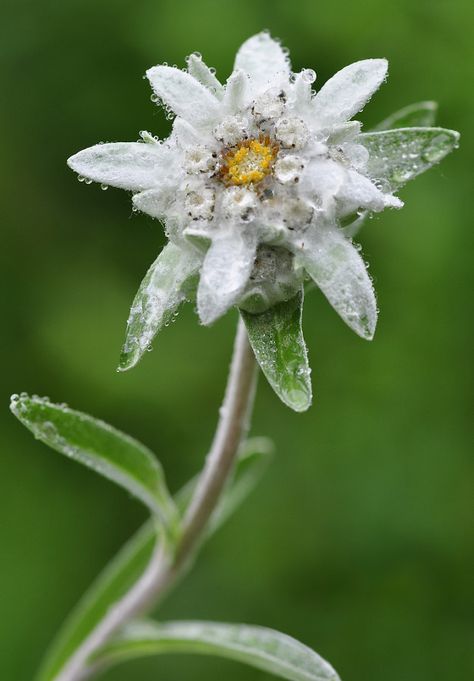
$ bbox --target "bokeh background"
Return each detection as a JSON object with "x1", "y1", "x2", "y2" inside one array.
[{"x1": 1, "y1": 0, "x2": 473, "y2": 679}]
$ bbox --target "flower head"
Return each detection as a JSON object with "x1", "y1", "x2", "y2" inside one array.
[{"x1": 68, "y1": 32, "x2": 458, "y2": 395}]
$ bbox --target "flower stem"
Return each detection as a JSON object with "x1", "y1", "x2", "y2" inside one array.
[
  {"x1": 175, "y1": 316, "x2": 257, "y2": 569},
  {"x1": 57, "y1": 316, "x2": 257, "y2": 681}
]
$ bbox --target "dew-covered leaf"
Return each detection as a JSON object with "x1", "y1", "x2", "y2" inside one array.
[
  {"x1": 373, "y1": 101, "x2": 438, "y2": 130},
  {"x1": 92, "y1": 620, "x2": 341, "y2": 681},
  {"x1": 10, "y1": 394, "x2": 176, "y2": 520},
  {"x1": 176, "y1": 437, "x2": 274, "y2": 531},
  {"x1": 241, "y1": 291, "x2": 312, "y2": 412},
  {"x1": 360, "y1": 126, "x2": 460, "y2": 190},
  {"x1": 34, "y1": 522, "x2": 158, "y2": 681},
  {"x1": 119, "y1": 243, "x2": 200, "y2": 372},
  {"x1": 34, "y1": 439, "x2": 273, "y2": 680}
]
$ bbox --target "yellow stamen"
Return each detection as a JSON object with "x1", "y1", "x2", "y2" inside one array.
[{"x1": 220, "y1": 136, "x2": 279, "y2": 187}]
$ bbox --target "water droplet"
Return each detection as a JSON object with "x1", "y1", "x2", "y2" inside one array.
[
  {"x1": 77, "y1": 175, "x2": 85, "y2": 182},
  {"x1": 84, "y1": 178, "x2": 93, "y2": 185},
  {"x1": 302, "y1": 68, "x2": 316, "y2": 84},
  {"x1": 101, "y1": 184, "x2": 108, "y2": 191}
]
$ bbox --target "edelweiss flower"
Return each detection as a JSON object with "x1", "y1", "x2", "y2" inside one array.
[{"x1": 68, "y1": 32, "x2": 458, "y2": 385}]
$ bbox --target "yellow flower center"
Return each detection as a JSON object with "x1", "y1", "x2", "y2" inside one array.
[{"x1": 220, "y1": 136, "x2": 279, "y2": 187}]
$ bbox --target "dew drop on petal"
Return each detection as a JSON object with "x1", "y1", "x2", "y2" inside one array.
[{"x1": 302, "y1": 68, "x2": 316, "y2": 83}]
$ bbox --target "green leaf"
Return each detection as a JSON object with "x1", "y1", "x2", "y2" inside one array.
[
  {"x1": 93, "y1": 620, "x2": 341, "y2": 681},
  {"x1": 119, "y1": 243, "x2": 200, "y2": 372},
  {"x1": 34, "y1": 522, "x2": 158, "y2": 681},
  {"x1": 10, "y1": 394, "x2": 176, "y2": 521},
  {"x1": 32, "y1": 438, "x2": 272, "y2": 680},
  {"x1": 241, "y1": 291, "x2": 312, "y2": 412},
  {"x1": 360, "y1": 126, "x2": 460, "y2": 191},
  {"x1": 176, "y1": 437, "x2": 274, "y2": 532},
  {"x1": 373, "y1": 101, "x2": 438, "y2": 130}
]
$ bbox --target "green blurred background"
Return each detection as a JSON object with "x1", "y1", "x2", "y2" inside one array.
[{"x1": 1, "y1": 0, "x2": 473, "y2": 679}]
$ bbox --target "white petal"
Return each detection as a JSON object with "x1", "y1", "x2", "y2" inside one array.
[
  {"x1": 292, "y1": 224, "x2": 377, "y2": 339},
  {"x1": 147, "y1": 65, "x2": 222, "y2": 130},
  {"x1": 172, "y1": 118, "x2": 203, "y2": 148},
  {"x1": 186, "y1": 53, "x2": 224, "y2": 99},
  {"x1": 222, "y1": 69, "x2": 249, "y2": 113},
  {"x1": 197, "y1": 228, "x2": 257, "y2": 325},
  {"x1": 133, "y1": 186, "x2": 176, "y2": 219},
  {"x1": 300, "y1": 158, "x2": 345, "y2": 212},
  {"x1": 234, "y1": 32, "x2": 290, "y2": 95},
  {"x1": 336, "y1": 169, "x2": 386, "y2": 214},
  {"x1": 326, "y1": 121, "x2": 362, "y2": 144},
  {"x1": 337, "y1": 169, "x2": 403, "y2": 214},
  {"x1": 312, "y1": 59, "x2": 388, "y2": 126},
  {"x1": 292, "y1": 69, "x2": 317, "y2": 110},
  {"x1": 340, "y1": 142, "x2": 370, "y2": 170},
  {"x1": 67, "y1": 142, "x2": 173, "y2": 191}
]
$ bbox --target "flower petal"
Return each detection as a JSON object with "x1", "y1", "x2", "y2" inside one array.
[
  {"x1": 146, "y1": 66, "x2": 222, "y2": 130},
  {"x1": 292, "y1": 225, "x2": 377, "y2": 339},
  {"x1": 234, "y1": 32, "x2": 290, "y2": 95},
  {"x1": 222, "y1": 69, "x2": 250, "y2": 113},
  {"x1": 312, "y1": 59, "x2": 388, "y2": 126},
  {"x1": 119, "y1": 243, "x2": 201, "y2": 371},
  {"x1": 133, "y1": 186, "x2": 176, "y2": 220},
  {"x1": 197, "y1": 228, "x2": 258, "y2": 325},
  {"x1": 67, "y1": 142, "x2": 173, "y2": 191},
  {"x1": 336, "y1": 168, "x2": 401, "y2": 215},
  {"x1": 300, "y1": 158, "x2": 345, "y2": 212},
  {"x1": 172, "y1": 118, "x2": 204, "y2": 148},
  {"x1": 186, "y1": 53, "x2": 224, "y2": 99}
]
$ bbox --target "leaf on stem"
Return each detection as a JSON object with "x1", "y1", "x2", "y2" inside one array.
[
  {"x1": 240, "y1": 290, "x2": 312, "y2": 412},
  {"x1": 373, "y1": 101, "x2": 438, "y2": 130},
  {"x1": 31, "y1": 438, "x2": 272, "y2": 680},
  {"x1": 34, "y1": 522, "x2": 158, "y2": 681},
  {"x1": 92, "y1": 619, "x2": 341, "y2": 681},
  {"x1": 10, "y1": 394, "x2": 176, "y2": 521}
]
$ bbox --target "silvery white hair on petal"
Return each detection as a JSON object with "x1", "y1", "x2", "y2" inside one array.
[{"x1": 68, "y1": 31, "x2": 459, "y2": 351}]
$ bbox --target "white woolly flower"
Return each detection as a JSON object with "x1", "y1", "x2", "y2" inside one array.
[{"x1": 68, "y1": 32, "x2": 458, "y2": 343}]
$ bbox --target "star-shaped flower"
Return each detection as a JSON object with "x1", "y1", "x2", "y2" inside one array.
[{"x1": 68, "y1": 32, "x2": 458, "y2": 410}]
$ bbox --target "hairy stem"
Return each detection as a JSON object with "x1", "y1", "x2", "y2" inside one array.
[
  {"x1": 57, "y1": 317, "x2": 257, "y2": 681},
  {"x1": 175, "y1": 317, "x2": 257, "y2": 568}
]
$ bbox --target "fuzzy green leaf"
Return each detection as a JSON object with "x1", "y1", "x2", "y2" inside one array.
[
  {"x1": 241, "y1": 291, "x2": 312, "y2": 412},
  {"x1": 93, "y1": 620, "x2": 341, "y2": 681},
  {"x1": 10, "y1": 394, "x2": 176, "y2": 520},
  {"x1": 360, "y1": 126, "x2": 460, "y2": 190},
  {"x1": 32, "y1": 438, "x2": 271, "y2": 680},
  {"x1": 373, "y1": 101, "x2": 438, "y2": 130},
  {"x1": 119, "y1": 243, "x2": 200, "y2": 372},
  {"x1": 34, "y1": 522, "x2": 158, "y2": 681}
]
